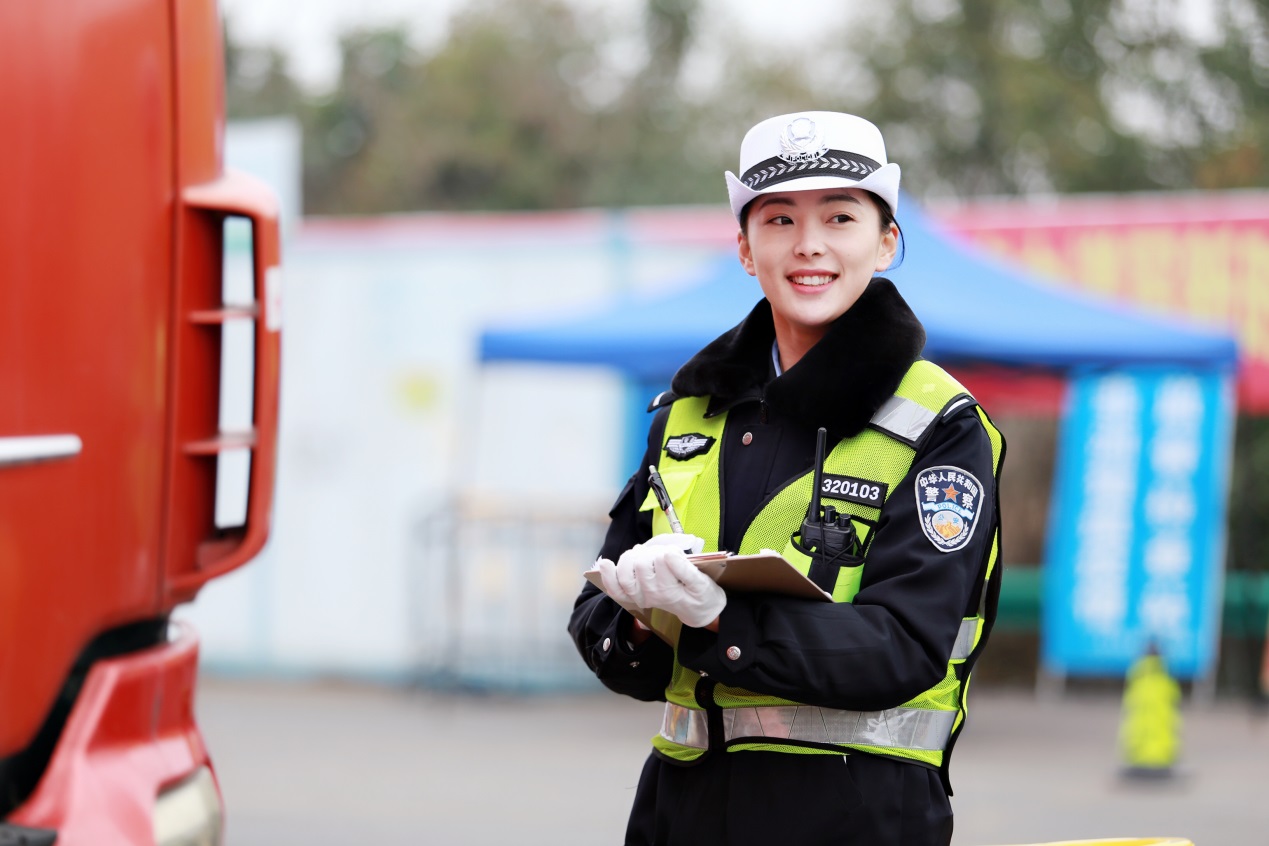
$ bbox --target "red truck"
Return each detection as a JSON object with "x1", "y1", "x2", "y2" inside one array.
[{"x1": 1, "y1": 0, "x2": 280, "y2": 842}]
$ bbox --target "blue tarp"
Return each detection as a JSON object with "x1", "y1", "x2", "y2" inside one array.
[{"x1": 479, "y1": 197, "x2": 1237, "y2": 379}]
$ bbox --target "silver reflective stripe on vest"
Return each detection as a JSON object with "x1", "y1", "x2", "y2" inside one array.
[
  {"x1": 660, "y1": 702, "x2": 956, "y2": 752},
  {"x1": 950, "y1": 618, "x2": 978, "y2": 661},
  {"x1": 870, "y1": 396, "x2": 936, "y2": 444},
  {"x1": 660, "y1": 700, "x2": 711, "y2": 749}
]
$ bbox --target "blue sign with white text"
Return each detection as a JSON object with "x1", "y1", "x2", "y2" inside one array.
[{"x1": 1042, "y1": 368, "x2": 1235, "y2": 679}]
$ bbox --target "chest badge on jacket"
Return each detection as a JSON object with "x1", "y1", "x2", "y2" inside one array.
[
  {"x1": 916, "y1": 465, "x2": 983, "y2": 552},
  {"x1": 664, "y1": 434, "x2": 716, "y2": 460}
]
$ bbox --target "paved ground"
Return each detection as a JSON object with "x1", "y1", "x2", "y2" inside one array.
[{"x1": 197, "y1": 678, "x2": 1269, "y2": 845}]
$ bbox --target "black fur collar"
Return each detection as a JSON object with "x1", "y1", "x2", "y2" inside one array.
[{"x1": 668, "y1": 278, "x2": 926, "y2": 439}]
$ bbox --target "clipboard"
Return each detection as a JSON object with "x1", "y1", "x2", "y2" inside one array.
[{"x1": 584, "y1": 549, "x2": 831, "y2": 644}]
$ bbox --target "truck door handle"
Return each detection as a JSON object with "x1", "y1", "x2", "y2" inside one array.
[{"x1": 0, "y1": 435, "x2": 83, "y2": 467}]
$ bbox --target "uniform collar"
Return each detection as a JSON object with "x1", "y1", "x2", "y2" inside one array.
[{"x1": 664, "y1": 277, "x2": 926, "y2": 440}]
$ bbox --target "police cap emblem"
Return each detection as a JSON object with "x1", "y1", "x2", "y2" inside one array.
[
  {"x1": 664, "y1": 433, "x2": 716, "y2": 461},
  {"x1": 915, "y1": 465, "x2": 983, "y2": 553},
  {"x1": 778, "y1": 117, "x2": 828, "y2": 164}
]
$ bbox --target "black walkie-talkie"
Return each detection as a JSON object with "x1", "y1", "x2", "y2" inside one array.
[{"x1": 800, "y1": 427, "x2": 860, "y2": 592}]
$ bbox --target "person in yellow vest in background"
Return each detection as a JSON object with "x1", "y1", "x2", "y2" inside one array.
[
  {"x1": 569, "y1": 111, "x2": 1006, "y2": 846},
  {"x1": 1119, "y1": 642, "x2": 1183, "y2": 779}
]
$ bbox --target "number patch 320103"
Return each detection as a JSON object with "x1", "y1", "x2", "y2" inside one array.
[{"x1": 819, "y1": 474, "x2": 888, "y2": 508}]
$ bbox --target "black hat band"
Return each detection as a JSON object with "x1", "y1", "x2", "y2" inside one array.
[{"x1": 741, "y1": 149, "x2": 881, "y2": 191}]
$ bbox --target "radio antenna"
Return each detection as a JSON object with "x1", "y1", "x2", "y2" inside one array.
[{"x1": 804, "y1": 427, "x2": 827, "y2": 549}]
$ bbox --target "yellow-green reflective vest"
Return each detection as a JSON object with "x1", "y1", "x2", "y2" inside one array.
[{"x1": 639, "y1": 360, "x2": 1004, "y2": 768}]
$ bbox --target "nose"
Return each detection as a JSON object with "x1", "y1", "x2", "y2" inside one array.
[{"x1": 793, "y1": 222, "x2": 825, "y2": 258}]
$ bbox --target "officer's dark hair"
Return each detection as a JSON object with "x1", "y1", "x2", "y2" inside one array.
[{"x1": 739, "y1": 191, "x2": 906, "y2": 268}]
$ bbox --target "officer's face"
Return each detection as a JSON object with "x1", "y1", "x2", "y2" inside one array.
[{"x1": 738, "y1": 187, "x2": 897, "y2": 350}]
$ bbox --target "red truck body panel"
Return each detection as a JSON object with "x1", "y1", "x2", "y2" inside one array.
[
  {"x1": 8, "y1": 624, "x2": 212, "y2": 842},
  {"x1": 0, "y1": 0, "x2": 280, "y2": 840},
  {"x1": 1, "y1": 0, "x2": 180, "y2": 759}
]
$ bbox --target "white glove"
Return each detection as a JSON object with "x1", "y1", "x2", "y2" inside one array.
[
  {"x1": 595, "y1": 534, "x2": 720, "y2": 626},
  {"x1": 599, "y1": 536, "x2": 724, "y2": 628},
  {"x1": 596, "y1": 555, "x2": 644, "y2": 611},
  {"x1": 596, "y1": 533, "x2": 704, "y2": 611},
  {"x1": 642, "y1": 545, "x2": 726, "y2": 628},
  {"x1": 643, "y1": 532, "x2": 705, "y2": 555}
]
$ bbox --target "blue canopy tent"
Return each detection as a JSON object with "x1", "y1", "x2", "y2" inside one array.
[{"x1": 479, "y1": 199, "x2": 1236, "y2": 377}]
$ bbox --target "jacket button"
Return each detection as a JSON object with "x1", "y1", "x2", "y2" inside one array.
[
  {"x1": 726, "y1": 646, "x2": 742, "y2": 661},
  {"x1": 741, "y1": 432, "x2": 753, "y2": 446},
  {"x1": 602, "y1": 637, "x2": 612, "y2": 652}
]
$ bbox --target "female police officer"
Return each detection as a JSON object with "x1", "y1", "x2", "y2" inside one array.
[{"x1": 568, "y1": 111, "x2": 1005, "y2": 846}]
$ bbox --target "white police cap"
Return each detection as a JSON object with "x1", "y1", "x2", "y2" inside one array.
[{"x1": 725, "y1": 111, "x2": 901, "y2": 222}]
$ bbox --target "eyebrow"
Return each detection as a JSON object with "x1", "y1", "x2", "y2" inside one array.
[
  {"x1": 754, "y1": 193, "x2": 862, "y2": 212},
  {"x1": 819, "y1": 193, "x2": 862, "y2": 206}
]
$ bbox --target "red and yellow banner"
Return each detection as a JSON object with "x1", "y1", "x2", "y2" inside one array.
[{"x1": 938, "y1": 192, "x2": 1269, "y2": 413}]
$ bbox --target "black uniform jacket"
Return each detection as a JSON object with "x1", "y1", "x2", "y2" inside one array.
[{"x1": 568, "y1": 278, "x2": 1003, "y2": 727}]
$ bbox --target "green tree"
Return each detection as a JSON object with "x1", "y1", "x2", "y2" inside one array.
[
  {"x1": 301, "y1": 1, "x2": 604, "y2": 213},
  {"x1": 587, "y1": 1, "x2": 826, "y2": 207},
  {"x1": 823, "y1": 0, "x2": 1269, "y2": 199},
  {"x1": 1190, "y1": 1, "x2": 1269, "y2": 188},
  {"x1": 224, "y1": 23, "x2": 303, "y2": 120},
  {"x1": 302, "y1": 27, "x2": 425, "y2": 213},
  {"x1": 225, "y1": 0, "x2": 1269, "y2": 211},
  {"x1": 819, "y1": 1, "x2": 1152, "y2": 198},
  {"x1": 584, "y1": 0, "x2": 718, "y2": 206}
]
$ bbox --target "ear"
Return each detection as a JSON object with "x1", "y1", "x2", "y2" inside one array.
[
  {"x1": 874, "y1": 222, "x2": 899, "y2": 272},
  {"x1": 737, "y1": 229, "x2": 757, "y2": 277}
]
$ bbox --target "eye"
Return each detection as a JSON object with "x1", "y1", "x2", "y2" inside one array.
[
  {"x1": 766, "y1": 214, "x2": 794, "y2": 225},
  {"x1": 829, "y1": 213, "x2": 854, "y2": 224}
]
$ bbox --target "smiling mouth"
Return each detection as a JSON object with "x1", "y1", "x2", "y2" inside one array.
[{"x1": 789, "y1": 274, "x2": 837, "y2": 288}]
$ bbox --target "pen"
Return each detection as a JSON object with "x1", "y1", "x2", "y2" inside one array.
[{"x1": 647, "y1": 465, "x2": 684, "y2": 534}]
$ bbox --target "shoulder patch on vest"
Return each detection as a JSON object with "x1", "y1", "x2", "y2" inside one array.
[
  {"x1": 915, "y1": 465, "x2": 983, "y2": 553},
  {"x1": 664, "y1": 433, "x2": 716, "y2": 461}
]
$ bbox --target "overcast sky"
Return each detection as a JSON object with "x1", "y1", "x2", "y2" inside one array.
[{"x1": 219, "y1": 0, "x2": 851, "y2": 92}]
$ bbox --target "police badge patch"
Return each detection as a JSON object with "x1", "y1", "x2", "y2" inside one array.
[
  {"x1": 915, "y1": 465, "x2": 983, "y2": 553},
  {"x1": 664, "y1": 433, "x2": 716, "y2": 461}
]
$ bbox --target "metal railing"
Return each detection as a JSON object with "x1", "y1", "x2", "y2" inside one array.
[{"x1": 408, "y1": 495, "x2": 610, "y2": 691}]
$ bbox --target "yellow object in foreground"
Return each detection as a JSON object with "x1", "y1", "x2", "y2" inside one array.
[
  {"x1": 1119, "y1": 653, "x2": 1183, "y2": 772},
  {"x1": 986, "y1": 839, "x2": 1193, "y2": 846}
]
